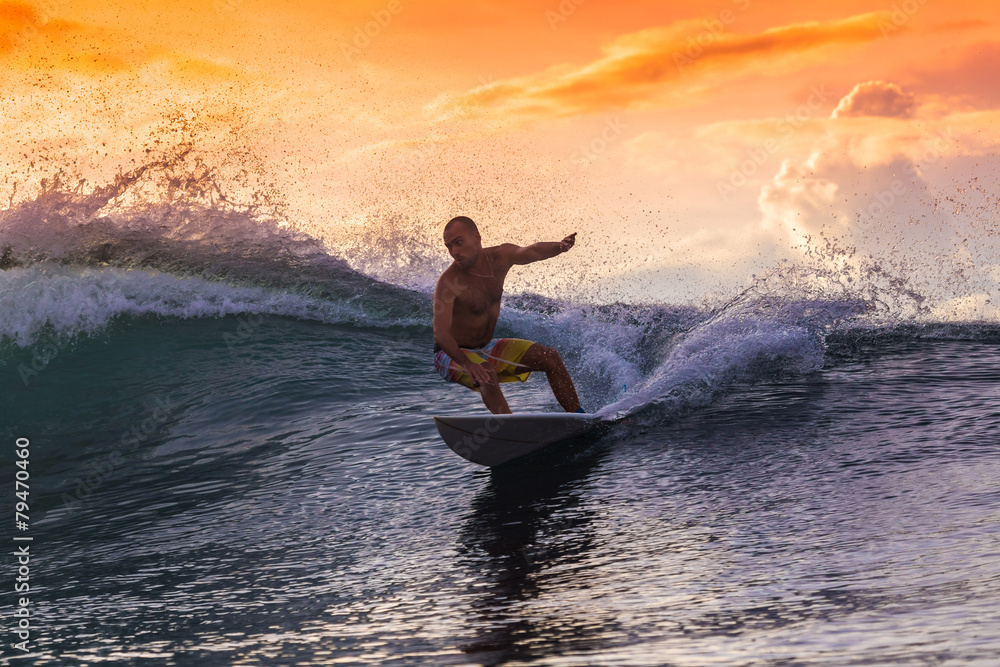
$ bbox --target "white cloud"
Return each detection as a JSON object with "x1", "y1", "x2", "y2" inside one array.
[
  {"x1": 832, "y1": 80, "x2": 916, "y2": 119},
  {"x1": 753, "y1": 105, "x2": 1000, "y2": 320}
]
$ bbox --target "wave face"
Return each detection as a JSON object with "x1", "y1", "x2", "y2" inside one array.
[{"x1": 2, "y1": 160, "x2": 998, "y2": 417}]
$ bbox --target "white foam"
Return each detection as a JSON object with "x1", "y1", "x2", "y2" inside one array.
[
  {"x1": 575, "y1": 293, "x2": 848, "y2": 420},
  {"x1": 599, "y1": 314, "x2": 824, "y2": 420},
  {"x1": 497, "y1": 296, "x2": 829, "y2": 419},
  {"x1": 0, "y1": 263, "x2": 388, "y2": 347}
]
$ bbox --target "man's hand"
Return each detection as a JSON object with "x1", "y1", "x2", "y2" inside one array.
[
  {"x1": 559, "y1": 232, "x2": 577, "y2": 253},
  {"x1": 462, "y1": 360, "x2": 497, "y2": 388}
]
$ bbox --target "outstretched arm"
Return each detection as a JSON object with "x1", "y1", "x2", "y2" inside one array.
[{"x1": 502, "y1": 233, "x2": 576, "y2": 265}]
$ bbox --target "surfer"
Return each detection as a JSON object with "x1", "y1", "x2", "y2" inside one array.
[{"x1": 432, "y1": 216, "x2": 584, "y2": 415}]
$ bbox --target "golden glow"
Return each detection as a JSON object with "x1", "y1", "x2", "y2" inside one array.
[{"x1": 3, "y1": 0, "x2": 999, "y2": 302}]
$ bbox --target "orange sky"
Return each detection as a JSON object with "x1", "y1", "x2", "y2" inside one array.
[{"x1": 2, "y1": 0, "x2": 999, "y2": 309}]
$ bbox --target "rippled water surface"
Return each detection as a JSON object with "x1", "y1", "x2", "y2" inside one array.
[{"x1": 5, "y1": 317, "x2": 999, "y2": 665}]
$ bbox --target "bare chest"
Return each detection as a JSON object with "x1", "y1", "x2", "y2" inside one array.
[{"x1": 454, "y1": 276, "x2": 504, "y2": 316}]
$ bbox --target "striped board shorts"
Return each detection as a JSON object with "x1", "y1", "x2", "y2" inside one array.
[{"x1": 434, "y1": 338, "x2": 535, "y2": 393}]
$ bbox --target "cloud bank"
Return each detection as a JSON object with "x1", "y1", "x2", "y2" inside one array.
[{"x1": 435, "y1": 13, "x2": 893, "y2": 121}]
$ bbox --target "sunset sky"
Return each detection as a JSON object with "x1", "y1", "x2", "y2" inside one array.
[{"x1": 2, "y1": 0, "x2": 999, "y2": 310}]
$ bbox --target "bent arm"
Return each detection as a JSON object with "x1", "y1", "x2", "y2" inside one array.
[
  {"x1": 432, "y1": 280, "x2": 496, "y2": 387},
  {"x1": 431, "y1": 280, "x2": 480, "y2": 368},
  {"x1": 432, "y1": 279, "x2": 496, "y2": 387},
  {"x1": 432, "y1": 281, "x2": 471, "y2": 366}
]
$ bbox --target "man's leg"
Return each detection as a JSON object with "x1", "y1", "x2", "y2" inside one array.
[
  {"x1": 519, "y1": 344, "x2": 582, "y2": 413},
  {"x1": 477, "y1": 365, "x2": 512, "y2": 414}
]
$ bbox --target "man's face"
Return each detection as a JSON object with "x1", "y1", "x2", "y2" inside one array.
[{"x1": 443, "y1": 223, "x2": 481, "y2": 269}]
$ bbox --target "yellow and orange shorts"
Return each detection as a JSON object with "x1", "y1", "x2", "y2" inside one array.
[{"x1": 433, "y1": 338, "x2": 535, "y2": 393}]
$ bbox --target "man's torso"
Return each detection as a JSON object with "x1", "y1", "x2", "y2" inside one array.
[{"x1": 441, "y1": 246, "x2": 510, "y2": 348}]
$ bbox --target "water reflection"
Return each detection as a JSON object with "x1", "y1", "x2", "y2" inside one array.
[{"x1": 456, "y1": 436, "x2": 618, "y2": 664}]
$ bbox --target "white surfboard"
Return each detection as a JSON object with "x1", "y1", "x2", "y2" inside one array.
[{"x1": 433, "y1": 412, "x2": 602, "y2": 467}]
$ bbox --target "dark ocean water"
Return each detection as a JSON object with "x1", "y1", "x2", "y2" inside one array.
[
  {"x1": 1, "y1": 177, "x2": 999, "y2": 665},
  {"x1": 1, "y1": 260, "x2": 999, "y2": 666}
]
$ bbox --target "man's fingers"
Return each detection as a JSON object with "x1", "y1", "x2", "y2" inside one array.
[
  {"x1": 467, "y1": 363, "x2": 494, "y2": 387},
  {"x1": 476, "y1": 365, "x2": 497, "y2": 386}
]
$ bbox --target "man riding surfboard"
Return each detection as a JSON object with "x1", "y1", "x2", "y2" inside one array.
[{"x1": 432, "y1": 216, "x2": 584, "y2": 415}]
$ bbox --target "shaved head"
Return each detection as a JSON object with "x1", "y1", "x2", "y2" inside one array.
[
  {"x1": 444, "y1": 216, "x2": 479, "y2": 237},
  {"x1": 443, "y1": 215, "x2": 484, "y2": 270}
]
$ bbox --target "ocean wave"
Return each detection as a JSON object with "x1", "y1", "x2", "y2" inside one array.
[
  {"x1": 4, "y1": 157, "x2": 998, "y2": 421},
  {"x1": 0, "y1": 263, "x2": 427, "y2": 348}
]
